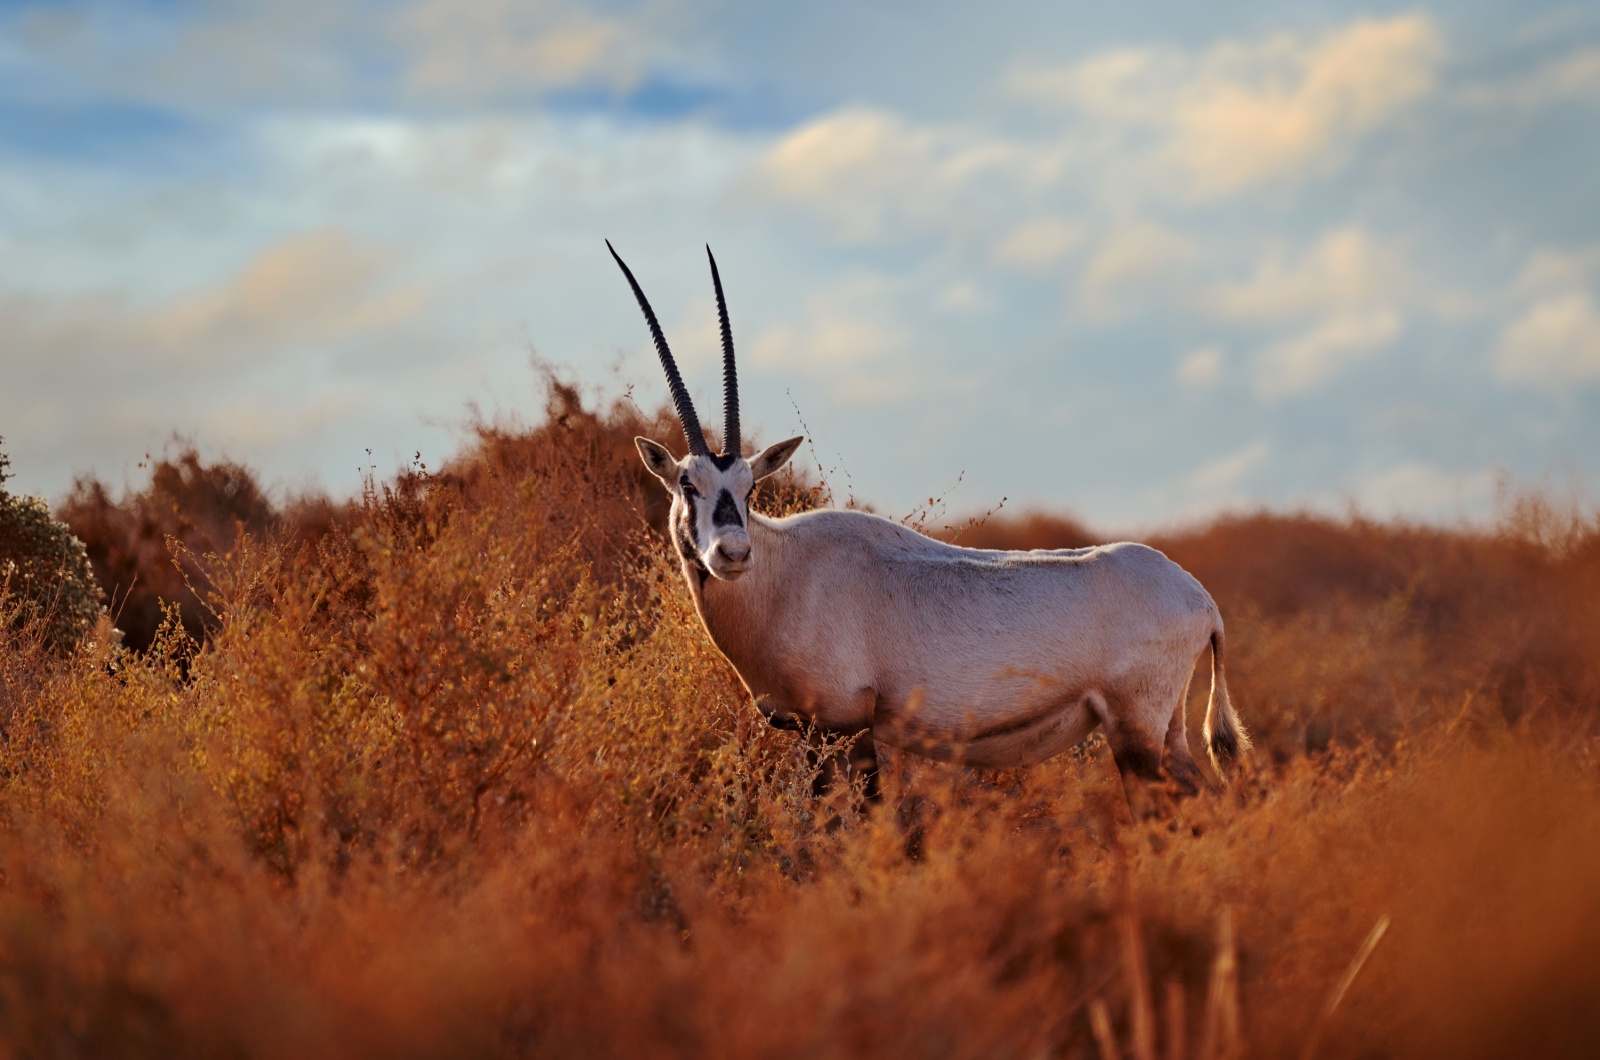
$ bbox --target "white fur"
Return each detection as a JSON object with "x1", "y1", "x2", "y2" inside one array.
[{"x1": 637, "y1": 444, "x2": 1250, "y2": 792}]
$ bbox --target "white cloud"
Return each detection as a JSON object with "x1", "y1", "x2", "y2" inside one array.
[
  {"x1": 1255, "y1": 309, "x2": 1401, "y2": 399},
  {"x1": 1, "y1": 228, "x2": 425, "y2": 376},
  {"x1": 0, "y1": 105, "x2": 778, "y2": 502},
  {"x1": 1075, "y1": 221, "x2": 1193, "y2": 316},
  {"x1": 254, "y1": 111, "x2": 759, "y2": 209},
  {"x1": 10, "y1": 4, "x2": 356, "y2": 109},
  {"x1": 745, "y1": 108, "x2": 1024, "y2": 242},
  {"x1": 394, "y1": 0, "x2": 648, "y2": 100},
  {"x1": 1345, "y1": 462, "x2": 1498, "y2": 520},
  {"x1": 1207, "y1": 228, "x2": 1406, "y2": 321},
  {"x1": 935, "y1": 280, "x2": 992, "y2": 314},
  {"x1": 1493, "y1": 291, "x2": 1600, "y2": 386},
  {"x1": 746, "y1": 16, "x2": 1444, "y2": 254},
  {"x1": 188, "y1": 392, "x2": 363, "y2": 449},
  {"x1": 1461, "y1": 46, "x2": 1600, "y2": 109},
  {"x1": 1009, "y1": 15, "x2": 1442, "y2": 197},
  {"x1": 1202, "y1": 228, "x2": 1407, "y2": 399},
  {"x1": 0, "y1": 226, "x2": 449, "y2": 501},
  {"x1": 156, "y1": 230, "x2": 424, "y2": 362},
  {"x1": 8, "y1": 0, "x2": 670, "y2": 110},
  {"x1": 750, "y1": 275, "x2": 913, "y2": 402},
  {"x1": 1512, "y1": 243, "x2": 1600, "y2": 296},
  {"x1": 2, "y1": 3, "x2": 1594, "y2": 530},
  {"x1": 1188, "y1": 438, "x2": 1269, "y2": 493},
  {"x1": 1176, "y1": 345, "x2": 1224, "y2": 387},
  {"x1": 993, "y1": 217, "x2": 1083, "y2": 270}
]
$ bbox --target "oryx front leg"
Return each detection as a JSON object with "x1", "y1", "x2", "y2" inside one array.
[
  {"x1": 808, "y1": 731, "x2": 881, "y2": 804},
  {"x1": 804, "y1": 684, "x2": 881, "y2": 804}
]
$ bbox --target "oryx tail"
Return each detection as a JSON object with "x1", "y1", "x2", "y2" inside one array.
[{"x1": 1203, "y1": 626, "x2": 1251, "y2": 774}]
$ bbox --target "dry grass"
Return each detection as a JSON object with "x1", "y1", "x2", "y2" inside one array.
[{"x1": 4, "y1": 380, "x2": 1599, "y2": 1058}]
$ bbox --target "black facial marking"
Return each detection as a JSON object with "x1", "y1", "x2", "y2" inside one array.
[
  {"x1": 675, "y1": 494, "x2": 709, "y2": 585},
  {"x1": 710, "y1": 452, "x2": 740, "y2": 471},
  {"x1": 681, "y1": 492, "x2": 700, "y2": 548},
  {"x1": 712, "y1": 489, "x2": 743, "y2": 529},
  {"x1": 676, "y1": 529, "x2": 708, "y2": 585}
]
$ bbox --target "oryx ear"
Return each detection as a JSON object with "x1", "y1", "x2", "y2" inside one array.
[
  {"x1": 635, "y1": 437, "x2": 678, "y2": 486},
  {"x1": 749, "y1": 435, "x2": 804, "y2": 482}
]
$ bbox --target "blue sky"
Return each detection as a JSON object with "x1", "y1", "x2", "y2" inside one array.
[{"x1": 2, "y1": 1, "x2": 1598, "y2": 529}]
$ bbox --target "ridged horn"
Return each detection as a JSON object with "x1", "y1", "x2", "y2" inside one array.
[
  {"x1": 607, "y1": 240, "x2": 709, "y2": 456},
  {"x1": 707, "y1": 246, "x2": 739, "y2": 457}
]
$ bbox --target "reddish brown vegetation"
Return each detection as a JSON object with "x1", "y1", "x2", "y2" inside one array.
[
  {"x1": 4, "y1": 380, "x2": 1599, "y2": 1058},
  {"x1": 58, "y1": 450, "x2": 280, "y2": 650}
]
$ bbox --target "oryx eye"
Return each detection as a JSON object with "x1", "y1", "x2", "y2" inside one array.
[{"x1": 680, "y1": 479, "x2": 697, "y2": 498}]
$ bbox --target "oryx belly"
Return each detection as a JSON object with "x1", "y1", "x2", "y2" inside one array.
[{"x1": 869, "y1": 677, "x2": 1103, "y2": 767}]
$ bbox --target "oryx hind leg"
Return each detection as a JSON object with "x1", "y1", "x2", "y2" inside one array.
[
  {"x1": 1091, "y1": 691, "x2": 1165, "y2": 818},
  {"x1": 1096, "y1": 676, "x2": 1200, "y2": 819},
  {"x1": 1162, "y1": 669, "x2": 1204, "y2": 797}
]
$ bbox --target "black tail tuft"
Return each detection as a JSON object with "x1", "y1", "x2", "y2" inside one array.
[{"x1": 1209, "y1": 727, "x2": 1242, "y2": 767}]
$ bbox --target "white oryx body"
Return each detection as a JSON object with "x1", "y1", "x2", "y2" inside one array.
[
  {"x1": 692, "y1": 509, "x2": 1220, "y2": 769},
  {"x1": 609, "y1": 242, "x2": 1249, "y2": 802}
]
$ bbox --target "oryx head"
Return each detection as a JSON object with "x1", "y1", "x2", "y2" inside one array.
[{"x1": 610, "y1": 242, "x2": 803, "y2": 582}]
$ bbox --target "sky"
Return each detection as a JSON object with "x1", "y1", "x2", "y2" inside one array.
[{"x1": 1, "y1": 1, "x2": 1598, "y2": 531}]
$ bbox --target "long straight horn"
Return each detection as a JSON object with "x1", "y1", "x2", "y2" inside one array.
[
  {"x1": 607, "y1": 240, "x2": 709, "y2": 456},
  {"x1": 706, "y1": 246, "x2": 739, "y2": 457}
]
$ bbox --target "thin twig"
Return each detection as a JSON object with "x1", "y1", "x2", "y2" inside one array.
[
  {"x1": 1165, "y1": 979, "x2": 1186, "y2": 1060},
  {"x1": 1118, "y1": 885, "x2": 1157, "y2": 1060},
  {"x1": 1300, "y1": 914, "x2": 1391, "y2": 1060},
  {"x1": 1199, "y1": 908, "x2": 1239, "y2": 1060},
  {"x1": 1090, "y1": 997, "x2": 1120, "y2": 1060}
]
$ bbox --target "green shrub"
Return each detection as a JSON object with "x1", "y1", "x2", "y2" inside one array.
[{"x1": 0, "y1": 440, "x2": 104, "y2": 652}]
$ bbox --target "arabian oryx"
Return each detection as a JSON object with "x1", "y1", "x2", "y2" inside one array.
[{"x1": 608, "y1": 242, "x2": 1249, "y2": 811}]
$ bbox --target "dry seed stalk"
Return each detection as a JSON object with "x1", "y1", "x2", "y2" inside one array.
[
  {"x1": 1199, "y1": 908, "x2": 1240, "y2": 1060},
  {"x1": 1165, "y1": 980, "x2": 1187, "y2": 1060},
  {"x1": 1090, "y1": 997, "x2": 1120, "y2": 1060},
  {"x1": 1118, "y1": 885, "x2": 1158, "y2": 1060},
  {"x1": 1300, "y1": 914, "x2": 1391, "y2": 1060}
]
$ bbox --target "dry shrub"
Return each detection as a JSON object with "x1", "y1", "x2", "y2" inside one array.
[
  {"x1": 3, "y1": 378, "x2": 1599, "y2": 1058},
  {"x1": 57, "y1": 448, "x2": 278, "y2": 651},
  {"x1": 1157, "y1": 509, "x2": 1600, "y2": 763},
  {"x1": 0, "y1": 439, "x2": 105, "y2": 655},
  {"x1": 950, "y1": 510, "x2": 1098, "y2": 551}
]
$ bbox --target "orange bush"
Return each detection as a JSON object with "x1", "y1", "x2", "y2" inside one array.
[{"x1": 2, "y1": 377, "x2": 1598, "y2": 1058}]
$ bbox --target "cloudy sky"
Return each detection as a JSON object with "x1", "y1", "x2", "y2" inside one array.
[{"x1": 2, "y1": 1, "x2": 1597, "y2": 529}]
